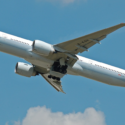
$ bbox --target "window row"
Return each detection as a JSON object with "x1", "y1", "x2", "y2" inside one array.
[
  {"x1": 10, "y1": 38, "x2": 30, "y2": 46},
  {"x1": 95, "y1": 64, "x2": 125, "y2": 75}
]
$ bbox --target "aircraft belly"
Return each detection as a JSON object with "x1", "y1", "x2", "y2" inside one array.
[
  {"x1": 25, "y1": 51, "x2": 54, "y2": 69},
  {"x1": 70, "y1": 61, "x2": 125, "y2": 87},
  {"x1": 0, "y1": 37, "x2": 54, "y2": 70},
  {"x1": 26, "y1": 58, "x2": 53, "y2": 69},
  {"x1": 84, "y1": 69, "x2": 125, "y2": 87}
]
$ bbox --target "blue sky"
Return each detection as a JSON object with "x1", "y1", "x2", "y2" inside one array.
[{"x1": 0, "y1": 0, "x2": 125, "y2": 125}]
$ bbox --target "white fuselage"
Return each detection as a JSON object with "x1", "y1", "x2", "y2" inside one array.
[{"x1": 0, "y1": 31, "x2": 125, "y2": 87}]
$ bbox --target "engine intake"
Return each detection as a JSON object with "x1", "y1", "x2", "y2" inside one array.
[
  {"x1": 32, "y1": 40, "x2": 55, "y2": 56},
  {"x1": 15, "y1": 62, "x2": 37, "y2": 77}
]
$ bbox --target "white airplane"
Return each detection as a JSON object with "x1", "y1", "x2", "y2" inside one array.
[{"x1": 0, "y1": 23, "x2": 125, "y2": 93}]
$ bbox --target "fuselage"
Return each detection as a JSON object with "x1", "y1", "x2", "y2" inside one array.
[{"x1": 0, "y1": 31, "x2": 125, "y2": 87}]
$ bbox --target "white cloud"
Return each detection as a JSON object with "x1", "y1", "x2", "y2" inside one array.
[
  {"x1": 5, "y1": 122, "x2": 9, "y2": 125},
  {"x1": 14, "y1": 121, "x2": 21, "y2": 125},
  {"x1": 95, "y1": 100, "x2": 101, "y2": 110},
  {"x1": 13, "y1": 106, "x2": 106, "y2": 125}
]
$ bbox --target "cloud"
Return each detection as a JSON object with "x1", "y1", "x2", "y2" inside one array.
[
  {"x1": 37, "y1": 0, "x2": 85, "y2": 5},
  {"x1": 5, "y1": 122, "x2": 9, "y2": 125},
  {"x1": 95, "y1": 100, "x2": 101, "y2": 110},
  {"x1": 14, "y1": 121, "x2": 21, "y2": 125},
  {"x1": 12, "y1": 106, "x2": 106, "y2": 125}
]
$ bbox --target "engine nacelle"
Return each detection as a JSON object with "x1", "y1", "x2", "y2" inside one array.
[
  {"x1": 32, "y1": 40, "x2": 55, "y2": 56},
  {"x1": 15, "y1": 62, "x2": 37, "y2": 77}
]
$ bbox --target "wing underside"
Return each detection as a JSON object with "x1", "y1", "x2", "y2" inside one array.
[
  {"x1": 41, "y1": 74, "x2": 65, "y2": 93},
  {"x1": 54, "y1": 23, "x2": 125, "y2": 54},
  {"x1": 35, "y1": 23, "x2": 125, "y2": 93}
]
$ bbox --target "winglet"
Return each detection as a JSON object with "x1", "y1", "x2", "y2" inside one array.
[{"x1": 120, "y1": 23, "x2": 125, "y2": 26}]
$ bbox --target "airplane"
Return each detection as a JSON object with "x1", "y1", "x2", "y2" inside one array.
[{"x1": 0, "y1": 23, "x2": 125, "y2": 93}]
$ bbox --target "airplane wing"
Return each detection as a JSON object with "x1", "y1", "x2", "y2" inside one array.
[
  {"x1": 41, "y1": 74, "x2": 65, "y2": 93},
  {"x1": 34, "y1": 66, "x2": 65, "y2": 93},
  {"x1": 54, "y1": 23, "x2": 125, "y2": 54},
  {"x1": 36, "y1": 23, "x2": 125, "y2": 93}
]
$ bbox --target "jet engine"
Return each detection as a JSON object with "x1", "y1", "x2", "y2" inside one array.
[
  {"x1": 15, "y1": 62, "x2": 37, "y2": 77},
  {"x1": 32, "y1": 40, "x2": 55, "y2": 56}
]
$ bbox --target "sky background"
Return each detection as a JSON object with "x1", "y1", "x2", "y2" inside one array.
[{"x1": 0, "y1": 0, "x2": 125, "y2": 125}]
